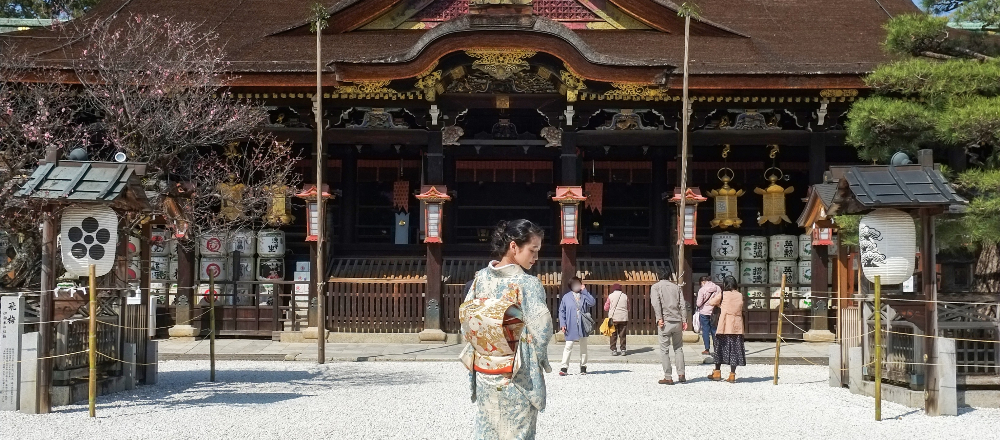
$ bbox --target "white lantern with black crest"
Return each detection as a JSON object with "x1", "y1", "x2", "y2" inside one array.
[
  {"x1": 60, "y1": 205, "x2": 119, "y2": 277},
  {"x1": 859, "y1": 208, "x2": 916, "y2": 285}
]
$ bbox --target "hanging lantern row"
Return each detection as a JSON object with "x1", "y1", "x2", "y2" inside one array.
[{"x1": 668, "y1": 187, "x2": 707, "y2": 245}]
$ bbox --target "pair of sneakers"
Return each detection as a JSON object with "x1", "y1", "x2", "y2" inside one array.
[
  {"x1": 611, "y1": 349, "x2": 627, "y2": 356},
  {"x1": 559, "y1": 367, "x2": 587, "y2": 376}
]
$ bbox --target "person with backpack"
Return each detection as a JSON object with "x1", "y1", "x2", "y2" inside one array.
[
  {"x1": 695, "y1": 275, "x2": 721, "y2": 355},
  {"x1": 604, "y1": 283, "x2": 629, "y2": 356},
  {"x1": 558, "y1": 276, "x2": 595, "y2": 375},
  {"x1": 459, "y1": 219, "x2": 552, "y2": 439}
]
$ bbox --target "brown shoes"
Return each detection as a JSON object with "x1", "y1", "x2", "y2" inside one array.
[
  {"x1": 678, "y1": 375, "x2": 686, "y2": 383},
  {"x1": 658, "y1": 378, "x2": 674, "y2": 385},
  {"x1": 726, "y1": 372, "x2": 737, "y2": 383},
  {"x1": 708, "y1": 370, "x2": 722, "y2": 381}
]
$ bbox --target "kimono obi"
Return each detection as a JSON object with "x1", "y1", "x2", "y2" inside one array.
[{"x1": 459, "y1": 296, "x2": 525, "y2": 375}]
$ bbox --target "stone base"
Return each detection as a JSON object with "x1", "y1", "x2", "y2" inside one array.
[
  {"x1": 802, "y1": 329, "x2": 836, "y2": 343},
  {"x1": 302, "y1": 327, "x2": 329, "y2": 340},
  {"x1": 167, "y1": 325, "x2": 198, "y2": 340},
  {"x1": 417, "y1": 329, "x2": 448, "y2": 343}
]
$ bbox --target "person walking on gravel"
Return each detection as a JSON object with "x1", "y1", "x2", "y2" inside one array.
[
  {"x1": 604, "y1": 283, "x2": 629, "y2": 356},
  {"x1": 651, "y1": 270, "x2": 688, "y2": 385},
  {"x1": 460, "y1": 220, "x2": 552, "y2": 439},
  {"x1": 558, "y1": 276, "x2": 595, "y2": 375},
  {"x1": 707, "y1": 275, "x2": 747, "y2": 383},
  {"x1": 695, "y1": 275, "x2": 721, "y2": 355}
]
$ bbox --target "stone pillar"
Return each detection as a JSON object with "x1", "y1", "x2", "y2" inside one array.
[
  {"x1": 848, "y1": 346, "x2": 863, "y2": 395},
  {"x1": 143, "y1": 340, "x2": 158, "y2": 385},
  {"x1": 168, "y1": 242, "x2": 198, "y2": 339},
  {"x1": 19, "y1": 332, "x2": 38, "y2": 413},
  {"x1": 1, "y1": 295, "x2": 25, "y2": 411},
  {"x1": 829, "y1": 343, "x2": 842, "y2": 388},
  {"x1": 936, "y1": 337, "x2": 958, "y2": 416}
]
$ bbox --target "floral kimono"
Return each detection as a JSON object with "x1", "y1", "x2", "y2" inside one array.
[{"x1": 460, "y1": 261, "x2": 553, "y2": 440}]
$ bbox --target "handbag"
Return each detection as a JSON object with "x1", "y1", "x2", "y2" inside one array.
[
  {"x1": 600, "y1": 292, "x2": 624, "y2": 336},
  {"x1": 711, "y1": 290, "x2": 724, "y2": 328},
  {"x1": 582, "y1": 311, "x2": 595, "y2": 335}
]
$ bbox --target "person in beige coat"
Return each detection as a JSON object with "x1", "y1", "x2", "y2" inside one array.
[
  {"x1": 707, "y1": 275, "x2": 746, "y2": 383},
  {"x1": 604, "y1": 283, "x2": 628, "y2": 356}
]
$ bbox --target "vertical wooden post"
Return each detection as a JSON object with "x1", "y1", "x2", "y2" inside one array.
[
  {"x1": 208, "y1": 271, "x2": 216, "y2": 382},
  {"x1": 676, "y1": 12, "x2": 691, "y2": 284},
  {"x1": 88, "y1": 264, "x2": 97, "y2": 418},
  {"x1": 425, "y1": 243, "x2": 443, "y2": 332},
  {"x1": 921, "y1": 208, "x2": 939, "y2": 415},
  {"x1": 314, "y1": 19, "x2": 326, "y2": 365},
  {"x1": 773, "y1": 274, "x2": 786, "y2": 385},
  {"x1": 874, "y1": 275, "x2": 882, "y2": 421},
  {"x1": 561, "y1": 245, "x2": 577, "y2": 292},
  {"x1": 811, "y1": 244, "x2": 830, "y2": 331},
  {"x1": 37, "y1": 211, "x2": 55, "y2": 414}
]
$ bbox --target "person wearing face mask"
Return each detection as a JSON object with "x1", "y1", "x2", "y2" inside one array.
[
  {"x1": 558, "y1": 276, "x2": 595, "y2": 376},
  {"x1": 461, "y1": 219, "x2": 552, "y2": 439}
]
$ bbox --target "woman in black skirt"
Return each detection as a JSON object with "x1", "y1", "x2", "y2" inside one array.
[{"x1": 707, "y1": 275, "x2": 746, "y2": 383}]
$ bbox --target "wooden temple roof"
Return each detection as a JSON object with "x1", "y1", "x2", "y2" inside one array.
[{"x1": 2, "y1": 0, "x2": 919, "y2": 89}]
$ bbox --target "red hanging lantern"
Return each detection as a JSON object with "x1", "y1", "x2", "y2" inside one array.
[
  {"x1": 415, "y1": 185, "x2": 451, "y2": 244},
  {"x1": 552, "y1": 186, "x2": 586, "y2": 245},
  {"x1": 668, "y1": 187, "x2": 707, "y2": 245},
  {"x1": 294, "y1": 184, "x2": 334, "y2": 242},
  {"x1": 811, "y1": 219, "x2": 835, "y2": 246}
]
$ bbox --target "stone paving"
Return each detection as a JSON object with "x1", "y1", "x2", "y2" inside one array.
[{"x1": 159, "y1": 337, "x2": 832, "y2": 364}]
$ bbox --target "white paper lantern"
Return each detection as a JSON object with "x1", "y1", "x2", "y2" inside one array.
[
  {"x1": 860, "y1": 208, "x2": 916, "y2": 285},
  {"x1": 711, "y1": 233, "x2": 740, "y2": 260},
  {"x1": 60, "y1": 205, "x2": 119, "y2": 277}
]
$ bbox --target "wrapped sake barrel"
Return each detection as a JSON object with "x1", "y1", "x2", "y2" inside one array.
[
  {"x1": 234, "y1": 256, "x2": 255, "y2": 281},
  {"x1": 798, "y1": 260, "x2": 812, "y2": 285},
  {"x1": 740, "y1": 236, "x2": 768, "y2": 261},
  {"x1": 799, "y1": 234, "x2": 812, "y2": 259},
  {"x1": 230, "y1": 229, "x2": 256, "y2": 255},
  {"x1": 769, "y1": 235, "x2": 798, "y2": 260},
  {"x1": 710, "y1": 260, "x2": 739, "y2": 284},
  {"x1": 257, "y1": 257, "x2": 285, "y2": 281},
  {"x1": 740, "y1": 261, "x2": 768, "y2": 285},
  {"x1": 711, "y1": 233, "x2": 740, "y2": 260},
  {"x1": 128, "y1": 235, "x2": 141, "y2": 255},
  {"x1": 769, "y1": 260, "x2": 797, "y2": 284},
  {"x1": 797, "y1": 288, "x2": 813, "y2": 309},
  {"x1": 234, "y1": 286, "x2": 255, "y2": 306},
  {"x1": 746, "y1": 289, "x2": 767, "y2": 309},
  {"x1": 199, "y1": 284, "x2": 231, "y2": 305},
  {"x1": 770, "y1": 287, "x2": 790, "y2": 309},
  {"x1": 128, "y1": 257, "x2": 141, "y2": 280},
  {"x1": 257, "y1": 229, "x2": 286, "y2": 257},
  {"x1": 199, "y1": 232, "x2": 228, "y2": 256},
  {"x1": 200, "y1": 256, "x2": 229, "y2": 281},
  {"x1": 150, "y1": 255, "x2": 170, "y2": 281},
  {"x1": 150, "y1": 229, "x2": 171, "y2": 256}
]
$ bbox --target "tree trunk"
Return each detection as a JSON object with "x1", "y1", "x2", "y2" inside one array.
[{"x1": 974, "y1": 243, "x2": 1000, "y2": 293}]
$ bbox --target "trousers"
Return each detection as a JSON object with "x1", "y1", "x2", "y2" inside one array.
[
  {"x1": 610, "y1": 321, "x2": 628, "y2": 352},
  {"x1": 560, "y1": 337, "x2": 588, "y2": 368},
  {"x1": 658, "y1": 321, "x2": 685, "y2": 378}
]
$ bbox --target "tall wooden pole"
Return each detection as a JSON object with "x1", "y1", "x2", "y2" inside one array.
[
  {"x1": 676, "y1": 13, "x2": 691, "y2": 284},
  {"x1": 88, "y1": 264, "x2": 97, "y2": 418},
  {"x1": 874, "y1": 275, "x2": 882, "y2": 421},
  {"x1": 314, "y1": 14, "x2": 327, "y2": 365},
  {"x1": 209, "y1": 272, "x2": 216, "y2": 382},
  {"x1": 37, "y1": 211, "x2": 55, "y2": 413},
  {"x1": 773, "y1": 274, "x2": 786, "y2": 385}
]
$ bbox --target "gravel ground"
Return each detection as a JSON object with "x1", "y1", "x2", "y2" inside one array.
[{"x1": 2, "y1": 361, "x2": 998, "y2": 439}]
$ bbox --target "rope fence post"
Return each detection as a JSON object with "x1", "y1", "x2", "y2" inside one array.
[
  {"x1": 209, "y1": 271, "x2": 216, "y2": 382},
  {"x1": 773, "y1": 273, "x2": 786, "y2": 385},
  {"x1": 88, "y1": 264, "x2": 97, "y2": 418},
  {"x1": 874, "y1": 274, "x2": 882, "y2": 421}
]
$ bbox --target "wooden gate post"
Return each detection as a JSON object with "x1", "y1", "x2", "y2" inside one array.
[{"x1": 37, "y1": 210, "x2": 56, "y2": 414}]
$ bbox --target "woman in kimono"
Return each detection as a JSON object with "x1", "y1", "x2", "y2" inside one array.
[{"x1": 462, "y1": 219, "x2": 553, "y2": 439}]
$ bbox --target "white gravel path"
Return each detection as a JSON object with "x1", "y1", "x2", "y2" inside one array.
[{"x1": 2, "y1": 361, "x2": 998, "y2": 439}]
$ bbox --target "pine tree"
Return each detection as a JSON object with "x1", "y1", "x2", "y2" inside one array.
[{"x1": 846, "y1": 3, "x2": 1000, "y2": 290}]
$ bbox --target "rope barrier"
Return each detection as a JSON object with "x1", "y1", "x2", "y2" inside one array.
[
  {"x1": 96, "y1": 308, "x2": 213, "y2": 331},
  {"x1": 0, "y1": 350, "x2": 89, "y2": 366},
  {"x1": 882, "y1": 329, "x2": 1000, "y2": 345}
]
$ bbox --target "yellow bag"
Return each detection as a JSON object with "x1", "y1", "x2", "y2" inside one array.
[{"x1": 599, "y1": 317, "x2": 615, "y2": 336}]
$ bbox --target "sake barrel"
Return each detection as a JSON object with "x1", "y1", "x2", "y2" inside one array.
[
  {"x1": 257, "y1": 257, "x2": 285, "y2": 281},
  {"x1": 740, "y1": 261, "x2": 768, "y2": 285},
  {"x1": 199, "y1": 232, "x2": 228, "y2": 256},
  {"x1": 168, "y1": 257, "x2": 178, "y2": 281},
  {"x1": 797, "y1": 288, "x2": 813, "y2": 309},
  {"x1": 128, "y1": 235, "x2": 141, "y2": 255},
  {"x1": 234, "y1": 286, "x2": 255, "y2": 306},
  {"x1": 200, "y1": 256, "x2": 229, "y2": 281},
  {"x1": 257, "y1": 229, "x2": 286, "y2": 257},
  {"x1": 769, "y1": 260, "x2": 797, "y2": 284},
  {"x1": 798, "y1": 260, "x2": 813, "y2": 285},
  {"x1": 770, "y1": 287, "x2": 790, "y2": 309},
  {"x1": 198, "y1": 284, "x2": 231, "y2": 305},
  {"x1": 746, "y1": 289, "x2": 767, "y2": 309},
  {"x1": 799, "y1": 234, "x2": 813, "y2": 259},
  {"x1": 150, "y1": 255, "x2": 170, "y2": 281},
  {"x1": 128, "y1": 257, "x2": 140, "y2": 280},
  {"x1": 711, "y1": 233, "x2": 740, "y2": 260},
  {"x1": 740, "y1": 236, "x2": 768, "y2": 261},
  {"x1": 234, "y1": 256, "x2": 255, "y2": 281},
  {"x1": 150, "y1": 229, "x2": 171, "y2": 256},
  {"x1": 230, "y1": 229, "x2": 256, "y2": 255},
  {"x1": 769, "y1": 234, "x2": 798, "y2": 260},
  {"x1": 710, "y1": 260, "x2": 740, "y2": 284}
]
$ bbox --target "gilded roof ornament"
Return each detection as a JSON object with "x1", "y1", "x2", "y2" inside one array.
[{"x1": 465, "y1": 49, "x2": 536, "y2": 80}]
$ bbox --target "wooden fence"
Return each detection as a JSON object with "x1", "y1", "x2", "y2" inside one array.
[{"x1": 325, "y1": 279, "x2": 426, "y2": 333}]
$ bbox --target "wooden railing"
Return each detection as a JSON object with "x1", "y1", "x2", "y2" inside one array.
[{"x1": 325, "y1": 279, "x2": 426, "y2": 333}]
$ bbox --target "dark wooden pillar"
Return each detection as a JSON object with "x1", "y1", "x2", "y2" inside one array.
[
  {"x1": 37, "y1": 210, "x2": 55, "y2": 414},
  {"x1": 560, "y1": 131, "x2": 579, "y2": 286},
  {"x1": 652, "y1": 147, "x2": 667, "y2": 247},
  {"x1": 809, "y1": 133, "x2": 828, "y2": 185},
  {"x1": 340, "y1": 146, "x2": 358, "y2": 245},
  {"x1": 922, "y1": 208, "x2": 940, "y2": 413},
  {"x1": 811, "y1": 244, "x2": 830, "y2": 331},
  {"x1": 422, "y1": 132, "x2": 446, "y2": 338},
  {"x1": 175, "y1": 241, "x2": 196, "y2": 330}
]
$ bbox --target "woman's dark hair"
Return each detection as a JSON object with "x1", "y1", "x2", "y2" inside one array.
[
  {"x1": 490, "y1": 219, "x2": 544, "y2": 259},
  {"x1": 722, "y1": 275, "x2": 739, "y2": 291},
  {"x1": 567, "y1": 276, "x2": 582, "y2": 290},
  {"x1": 699, "y1": 275, "x2": 712, "y2": 283}
]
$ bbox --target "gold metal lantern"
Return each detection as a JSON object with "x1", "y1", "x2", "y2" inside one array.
[
  {"x1": 263, "y1": 184, "x2": 295, "y2": 226},
  {"x1": 755, "y1": 167, "x2": 794, "y2": 225},
  {"x1": 708, "y1": 168, "x2": 744, "y2": 229},
  {"x1": 217, "y1": 174, "x2": 246, "y2": 221}
]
